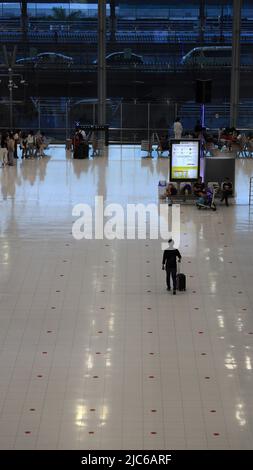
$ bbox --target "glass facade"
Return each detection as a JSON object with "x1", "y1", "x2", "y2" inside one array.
[{"x1": 0, "y1": 1, "x2": 252, "y2": 138}]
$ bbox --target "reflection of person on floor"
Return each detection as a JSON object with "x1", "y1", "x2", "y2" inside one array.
[
  {"x1": 221, "y1": 177, "x2": 233, "y2": 206},
  {"x1": 162, "y1": 239, "x2": 182, "y2": 295}
]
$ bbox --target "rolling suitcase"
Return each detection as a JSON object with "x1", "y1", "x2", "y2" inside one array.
[{"x1": 176, "y1": 263, "x2": 186, "y2": 291}]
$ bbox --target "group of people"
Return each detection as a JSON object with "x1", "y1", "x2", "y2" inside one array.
[
  {"x1": 72, "y1": 128, "x2": 99, "y2": 157},
  {"x1": 157, "y1": 118, "x2": 208, "y2": 153},
  {"x1": 164, "y1": 176, "x2": 233, "y2": 207},
  {"x1": 170, "y1": 118, "x2": 253, "y2": 154},
  {"x1": 0, "y1": 130, "x2": 48, "y2": 167}
]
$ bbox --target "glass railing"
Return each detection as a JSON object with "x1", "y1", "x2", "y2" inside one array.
[{"x1": 1, "y1": 102, "x2": 253, "y2": 142}]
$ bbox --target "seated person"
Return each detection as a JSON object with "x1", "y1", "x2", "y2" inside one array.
[
  {"x1": 166, "y1": 183, "x2": 177, "y2": 197},
  {"x1": 193, "y1": 177, "x2": 206, "y2": 197},
  {"x1": 166, "y1": 183, "x2": 177, "y2": 206},
  {"x1": 181, "y1": 183, "x2": 192, "y2": 195},
  {"x1": 220, "y1": 177, "x2": 233, "y2": 206},
  {"x1": 248, "y1": 134, "x2": 253, "y2": 152}
]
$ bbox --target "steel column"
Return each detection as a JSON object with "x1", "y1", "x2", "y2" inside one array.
[
  {"x1": 199, "y1": 0, "x2": 205, "y2": 44},
  {"x1": 9, "y1": 68, "x2": 13, "y2": 130},
  {"x1": 230, "y1": 0, "x2": 242, "y2": 128},
  {"x1": 98, "y1": 0, "x2": 106, "y2": 128}
]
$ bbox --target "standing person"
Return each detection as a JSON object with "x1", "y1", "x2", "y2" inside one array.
[
  {"x1": 173, "y1": 117, "x2": 183, "y2": 139},
  {"x1": 0, "y1": 133, "x2": 8, "y2": 167},
  {"x1": 91, "y1": 131, "x2": 98, "y2": 156},
  {"x1": 40, "y1": 132, "x2": 47, "y2": 156},
  {"x1": 34, "y1": 131, "x2": 43, "y2": 158},
  {"x1": 14, "y1": 130, "x2": 20, "y2": 159},
  {"x1": 20, "y1": 132, "x2": 28, "y2": 159},
  {"x1": 220, "y1": 177, "x2": 233, "y2": 206},
  {"x1": 162, "y1": 239, "x2": 182, "y2": 295},
  {"x1": 7, "y1": 133, "x2": 15, "y2": 166},
  {"x1": 27, "y1": 131, "x2": 35, "y2": 158}
]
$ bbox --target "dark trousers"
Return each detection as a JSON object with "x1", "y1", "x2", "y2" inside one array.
[
  {"x1": 221, "y1": 190, "x2": 232, "y2": 206},
  {"x1": 14, "y1": 143, "x2": 18, "y2": 159},
  {"x1": 166, "y1": 268, "x2": 177, "y2": 290}
]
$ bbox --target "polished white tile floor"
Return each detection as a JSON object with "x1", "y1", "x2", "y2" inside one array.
[{"x1": 0, "y1": 145, "x2": 253, "y2": 450}]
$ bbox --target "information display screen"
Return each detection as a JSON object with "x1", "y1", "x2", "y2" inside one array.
[{"x1": 170, "y1": 140, "x2": 200, "y2": 181}]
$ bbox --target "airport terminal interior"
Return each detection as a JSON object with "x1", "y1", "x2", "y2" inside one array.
[{"x1": 0, "y1": 0, "x2": 253, "y2": 451}]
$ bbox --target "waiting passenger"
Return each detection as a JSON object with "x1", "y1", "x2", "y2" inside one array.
[
  {"x1": 7, "y1": 133, "x2": 15, "y2": 166},
  {"x1": 91, "y1": 132, "x2": 98, "y2": 156},
  {"x1": 193, "y1": 177, "x2": 205, "y2": 197},
  {"x1": 220, "y1": 177, "x2": 233, "y2": 207},
  {"x1": 181, "y1": 183, "x2": 192, "y2": 195},
  {"x1": 173, "y1": 117, "x2": 183, "y2": 139},
  {"x1": 20, "y1": 133, "x2": 28, "y2": 159},
  {"x1": 0, "y1": 133, "x2": 8, "y2": 167},
  {"x1": 13, "y1": 130, "x2": 20, "y2": 159},
  {"x1": 27, "y1": 131, "x2": 35, "y2": 158},
  {"x1": 166, "y1": 183, "x2": 177, "y2": 197},
  {"x1": 35, "y1": 132, "x2": 43, "y2": 158}
]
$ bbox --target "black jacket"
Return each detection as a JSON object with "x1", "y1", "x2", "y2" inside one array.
[{"x1": 162, "y1": 249, "x2": 181, "y2": 269}]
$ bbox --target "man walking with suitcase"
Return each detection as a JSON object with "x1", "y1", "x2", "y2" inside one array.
[{"x1": 162, "y1": 239, "x2": 182, "y2": 295}]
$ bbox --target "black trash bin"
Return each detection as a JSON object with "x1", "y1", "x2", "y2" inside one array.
[{"x1": 74, "y1": 142, "x2": 89, "y2": 159}]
